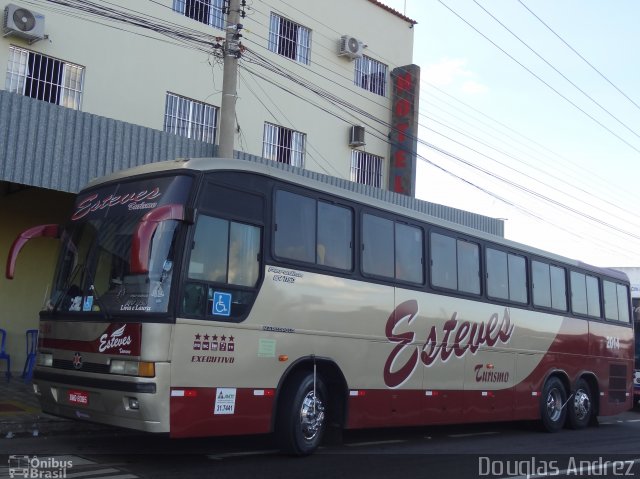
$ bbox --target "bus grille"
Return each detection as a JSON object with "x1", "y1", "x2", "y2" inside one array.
[
  {"x1": 53, "y1": 359, "x2": 110, "y2": 374},
  {"x1": 608, "y1": 364, "x2": 628, "y2": 403}
]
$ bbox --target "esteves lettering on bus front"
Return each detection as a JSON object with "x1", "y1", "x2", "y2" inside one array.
[{"x1": 71, "y1": 188, "x2": 162, "y2": 220}]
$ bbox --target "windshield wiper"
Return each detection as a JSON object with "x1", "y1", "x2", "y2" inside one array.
[{"x1": 89, "y1": 283, "x2": 112, "y2": 322}]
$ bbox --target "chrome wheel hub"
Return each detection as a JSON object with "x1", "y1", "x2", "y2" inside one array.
[
  {"x1": 300, "y1": 391, "x2": 325, "y2": 441},
  {"x1": 573, "y1": 389, "x2": 591, "y2": 421},
  {"x1": 546, "y1": 388, "x2": 562, "y2": 422}
]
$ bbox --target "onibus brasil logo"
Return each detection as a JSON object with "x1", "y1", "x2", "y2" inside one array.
[{"x1": 8, "y1": 456, "x2": 73, "y2": 478}]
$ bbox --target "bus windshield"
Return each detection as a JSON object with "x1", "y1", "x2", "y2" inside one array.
[{"x1": 48, "y1": 175, "x2": 193, "y2": 316}]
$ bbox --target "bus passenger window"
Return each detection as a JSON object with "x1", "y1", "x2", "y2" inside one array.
[
  {"x1": 617, "y1": 284, "x2": 630, "y2": 322},
  {"x1": 571, "y1": 272, "x2": 600, "y2": 317},
  {"x1": 487, "y1": 249, "x2": 527, "y2": 303},
  {"x1": 604, "y1": 281, "x2": 631, "y2": 323},
  {"x1": 318, "y1": 202, "x2": 352, "y2": 270},
  {"x1": 532, "y1": 261, "x2": 551, "y2": 308},
  {"x1": 275, "y1": 191, "x2": 316, "y2": 263},
  {"x1": 395, "y1": 224, "x2": 423, "y2": 283},
  {"x1": 550, "y1": 265, "x2": 567, "y2": 311},
  {"x1": 362, "y1": 214, "x2": 394, "y2": 278},
  {"x1": 457, "y1": 239, "x2": 480, "y2": 294},
  {"x1": 486, "y1": 248, "x2": 508, "y2": 300},
  {"x1": 430, "y1": 232, "x2": 456, "y2": 290}
]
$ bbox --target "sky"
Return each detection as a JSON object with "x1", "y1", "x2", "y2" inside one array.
[{"x1": 378, "y1": 0, "x2": 640, "y2": 268}]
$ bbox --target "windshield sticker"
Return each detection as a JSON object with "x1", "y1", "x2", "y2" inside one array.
[
  {"x1": 82, "y1": 296, "x2": 94, "y2": 312},
  {"x1": 258, "y1": 338, "x2": 276, "y2": 358},
  {"x1": 120, "y1": 295, "x2": 152, "y2": 312},
  {"x1": 150, "y1": 282, "x2": 165, "y2": 299},
  {"x1": 71, "y1": 188, "x2": 162, "y2": 221},
  {"x1": 69, "y1": 296, "x2": 82, "y2": 311},
  {"x1": 214, "y1": 388, "x2": 236, "y2": 415},
  {"x1": 212, "y1": 292, "x2": 232, "y2": 316}
]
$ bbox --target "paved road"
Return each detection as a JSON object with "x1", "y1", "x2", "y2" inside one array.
[{"x1": 2, "y1": 411, "x2": 639, "y2": 478}]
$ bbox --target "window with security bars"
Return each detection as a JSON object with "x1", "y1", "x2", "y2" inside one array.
[
  {"x1": 354, "y1": 56, "x2": 388, "y2": 97},
  {"x1": 5, "y1": 46, "x2": 84, "y2": 110},
  {"x1": 173, "y1": 0, "x2": 225, "y2": 29},
  {"x1": 262, "y1": 123, "x2": 306, "y2": 167},
  {"x1": 350, "y1": 150, "x2": 383, "y2": 187},
  {"x1": 164, "y1": 93, "x2": 219, "y2": 144},
  {"x1": 268, "y1": 13, "x2": 311, "y2": 64}
]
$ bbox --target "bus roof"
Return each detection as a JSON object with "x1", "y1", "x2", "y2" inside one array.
[{"x1": 84, "y1": 156, "x2": 629, "y2": 283}]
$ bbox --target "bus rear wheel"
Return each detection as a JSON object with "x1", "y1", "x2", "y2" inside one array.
[
  {"x1": 567, "y1": 379, "x2": 593, "y2": 429},
  {"x1": 540, "y1": 376, "x2": 567, "y2": 432},
  {"x1": 276, "y1": 370, "x2": 327, "y2": 456}
]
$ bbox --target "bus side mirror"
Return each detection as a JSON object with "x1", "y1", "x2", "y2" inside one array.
[
  {"x1": 130, "y1": 204, "x2": 188, "y2": 275},
  {"x1": 6, "y1": 224, "x2": 60, "y2": 279}
]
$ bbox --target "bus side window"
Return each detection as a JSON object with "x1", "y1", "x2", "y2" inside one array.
[
  {"x1": 183, "y1": 213, "x2": 261, "y2": 319},
  {"x1": 183, "y1": 283, "x2": 206, "y2": 316}
]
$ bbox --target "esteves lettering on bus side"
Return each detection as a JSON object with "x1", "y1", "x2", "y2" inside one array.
[
  {"x1": 383, "y1": 300, "x2": 515, "y2": 389},
  {"x1": 71, "y1": 187, "x2": 162, "y2": 220}
]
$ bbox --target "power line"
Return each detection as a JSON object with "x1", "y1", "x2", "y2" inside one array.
[
  {"x1": 472, "y1": 0, "x2": 640, "y2": 141},
  {"x1": 437, "y1": 0, "x2": 640, "y2": 155},
  {"x1": 243, "y1": 48, "x2": 640, "y2": 245},
  {"x1": 518, "y1": 0, "x2": 640, "y2": 113}
]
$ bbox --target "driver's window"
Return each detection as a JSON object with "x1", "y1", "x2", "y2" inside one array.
[{"x1": 183, "y1": 214, "x2": 261, "y2": 319}]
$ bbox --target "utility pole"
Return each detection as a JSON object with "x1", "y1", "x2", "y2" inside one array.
[{"x1": 218, "y1": 0, "x2": 242, "y2": 158}]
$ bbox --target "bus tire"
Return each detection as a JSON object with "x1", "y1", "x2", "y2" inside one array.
[
  {"x1": 540, "y1": 376, "x2": 567, "y2": 432},
  {"x1": 567, "y1": 379, "x2": 593, "y2": 429},
  {"x1": 276, "y1": 370, "x2": 327, "y2": 456}
]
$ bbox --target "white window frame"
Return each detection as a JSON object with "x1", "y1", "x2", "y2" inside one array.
[
  {"x1": 164, "y1": 92, "x2": 219, "y2": 144},
  {"x1": 354, "y1": 55, "x2": 388, "y2": 97},
  {"x1": 350, "y1": 150, "x2": 383, "y2": 187},
  {"x1": 262, "y1": 122, "x2": 306, "y2": 167},
  {"x1": 5, "y1": 46, "x2": 84, "y2": 110},
  {"x1": 173, "y1": 0, "x2": 225, "y2": 30},
  {"x1": 268, "y1": 13, "x2": 311, "y2": 65}
]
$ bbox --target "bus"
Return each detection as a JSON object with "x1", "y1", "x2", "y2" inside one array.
[{"x1": 6, "y1": 157, "x2": 634, "y2": 455}]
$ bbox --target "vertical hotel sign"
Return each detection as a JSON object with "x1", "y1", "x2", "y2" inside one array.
[{"x1": 389, "y1": 64, "x2": 420, "y2": 197}]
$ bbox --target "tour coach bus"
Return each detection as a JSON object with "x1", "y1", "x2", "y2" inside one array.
[{"x1": 6, "y1": 158, "x2": 634, "y2": 455}]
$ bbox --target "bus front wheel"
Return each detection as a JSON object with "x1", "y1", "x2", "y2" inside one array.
[
  {"x1": 567, "y1": 378, "x2": 593, "y2": 429},
  {"x1": 540, "y1": 376, "x2": 567, "y2": 432},
  {"x1": 276, "y1": 370, "x2": 327, "y2": 456}
]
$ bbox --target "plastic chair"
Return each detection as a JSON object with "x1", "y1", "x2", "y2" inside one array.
[
  {"x1": 0, "y1": 328, "x2": 10, "y2": 381},
  {"x1": 22, "y1": 329, "x2": 38, "y2": 383}
]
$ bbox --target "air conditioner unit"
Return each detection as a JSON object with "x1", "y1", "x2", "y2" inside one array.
[
  {"x1": 3, "y1": 4, "x2": 45, "y2": 42},
  {"x1": 349, "y1": 125, "x2": 365, "y2": 147},
  {"x1": 339, "y1": 35, "x2": 366, "y2": 60}
]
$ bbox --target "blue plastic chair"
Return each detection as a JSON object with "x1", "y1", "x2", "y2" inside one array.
[
  {"x1": 22, "y1": 329, "x2": 38, "y2": 382},
  {"x1": 0, "y1": 328, "x2": 10, "y2": 381}
]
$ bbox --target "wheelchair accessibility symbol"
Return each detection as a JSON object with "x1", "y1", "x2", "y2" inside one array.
[{"x1": 212, "y1": 292, "x2": 232, "y2": 316}]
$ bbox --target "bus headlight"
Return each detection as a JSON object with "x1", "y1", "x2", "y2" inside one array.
[
  {"x1": 37, "y1": 353, "x2": 53, "y2": 367},
  {"x1": 109, "y1": 360, "x2": 155, "y2": 377}
]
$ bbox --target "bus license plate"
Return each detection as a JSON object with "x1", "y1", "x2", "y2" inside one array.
[{"x1": 68, "y1": 390, "x2": 89, "y2": 406}]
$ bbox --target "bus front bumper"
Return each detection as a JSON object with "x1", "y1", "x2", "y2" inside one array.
[{"x1": 32, "y1": 362, "x2": 170, "y2": 433}]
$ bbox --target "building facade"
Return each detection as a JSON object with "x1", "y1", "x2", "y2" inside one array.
[{"x1": 0, "y1": 0, "x2": 501, "y2": 372}]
